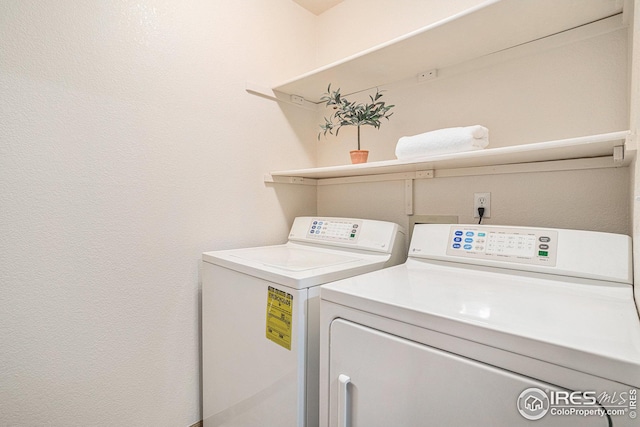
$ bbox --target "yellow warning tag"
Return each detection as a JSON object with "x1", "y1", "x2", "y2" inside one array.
[{"x1": 266, "y1": 286, "x2": 293, "y2": 350}]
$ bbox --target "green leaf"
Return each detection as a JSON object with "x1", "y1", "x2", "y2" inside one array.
[{"x1": 318, "y1": 84, "x2": 395, "y2": 148}]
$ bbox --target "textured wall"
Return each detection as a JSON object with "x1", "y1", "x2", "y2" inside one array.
[
  {"x1": 316, "y1": 0, "x2": 486, "y2": 65},
  {"x1": 0, "y1": 1, "x2": 317, "y2": 426},
  {"x1": 318, "y1": 167, "x2": 630, "y2": 235}
]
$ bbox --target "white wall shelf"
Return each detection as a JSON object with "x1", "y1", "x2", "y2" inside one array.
[
  {"x1": 272, "y1": 0, "x2": 623, "y2": 103},
  {"x1": 265, "y1": 131, "x2": 634, "y2": 185}
]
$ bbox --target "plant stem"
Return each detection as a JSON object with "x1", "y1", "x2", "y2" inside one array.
[{"x1": 357, "y1": 125, "x2": 361, "y2": 151}]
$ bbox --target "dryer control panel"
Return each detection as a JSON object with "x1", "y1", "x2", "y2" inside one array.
[
  {"x1": 409, "y1": 224, "x2": 632, "y2": 284},
  {"x1": 446, "y1": 226, "x2": 558, "y2": 266}
]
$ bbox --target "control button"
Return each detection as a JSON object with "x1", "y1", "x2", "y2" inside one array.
[
  {"x1": 455, "y1": 231, "x2": 463, "y2": 236},
  {"x1": 478, "y1": 232, "x2": 486, "y2": 237},
  {"x1": 464, "y1": 244, "x2": 473, "y2": 250},
  {"x1": 453, "y1": 237, "x2": 462, "y2": 242},
  {"x1": 452, "y1": 243, "x2": 461, "y2": 249},
  {"x1": 464, "y1": 238, "x2": 473, "y2": 243},
  {"x1": 476, "y1": 239, "x2": 485, "y2": 244},
  {"x1": 353, "y1": 224, "x2": 358, "y2": 228},
  {"x1": 466, "y1": 232, "x2": 475, "y2": 237},
  {"x1": 313, "y1": 221, "x2": 318, "y2": 225},
  {"x1": 475, "y1": 245, "x2": 484, "y2": 251},
  {"x1": 539, "y1": 236, "x2": 551, "y2": 242},
  {"x1": 351, "y1": 229, "x2": 357, "y2": 233},
  {"x1": 538, "y1": 251, "x2": 549, "y2": 257},
  {"x1": 539, "y1": 244, "x2": 549, "y2": 250}
]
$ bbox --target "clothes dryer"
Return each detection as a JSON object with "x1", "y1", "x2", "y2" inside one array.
[
  {"x1": 319, "y1": 224, "x2": 640, "y2": 427},
  {"x1": 202, "y1": 217, "x2": 405, "y2": 427}
]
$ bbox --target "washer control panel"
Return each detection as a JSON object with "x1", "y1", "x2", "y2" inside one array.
[
  {"x1": 307, "y1": 218, "x2": 362, "y2": 243},
  {"x1": 445, "y1": 226, "x2": 558, "y2": 266}
]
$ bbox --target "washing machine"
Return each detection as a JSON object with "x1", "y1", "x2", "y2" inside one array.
[
  {"x1": 202, "y1": 217, "x2": 405, "y2": 427},
  {"x1": 319, "y1": 224, "x2": 640, "y2": 427}
]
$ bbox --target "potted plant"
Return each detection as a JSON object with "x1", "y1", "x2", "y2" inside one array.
[{"x1": 318, "y1": 84, "x2": 394, "y2": 164}]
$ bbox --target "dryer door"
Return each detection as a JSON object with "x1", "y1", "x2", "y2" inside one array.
[{"x1": 328, "y1": 319, "x2": 609, "y2": 427}]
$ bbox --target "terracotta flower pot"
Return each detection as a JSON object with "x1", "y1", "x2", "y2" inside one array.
[{"x1": 350, "y1": 150, "x2": 369, "y2": 164}]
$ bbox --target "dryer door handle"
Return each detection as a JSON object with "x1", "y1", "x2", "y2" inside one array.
[{"x1": 338, "y1": 374, "x2": 351, "y2": 427}]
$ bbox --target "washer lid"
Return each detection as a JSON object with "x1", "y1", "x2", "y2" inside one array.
[
  {"x1": 229, "y1": 246, "x2": 359, "y2": 271},
  {"x1": 320, "y1": 259, "x2": 640, "y2": 387},
  {"x1": 203, "y1": 243, "x2": 391, "y2": 289}
]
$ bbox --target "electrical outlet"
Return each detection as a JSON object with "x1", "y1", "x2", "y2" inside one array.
[{"x1": 473, "y1": 192, "x2": 491, "y2": 218}]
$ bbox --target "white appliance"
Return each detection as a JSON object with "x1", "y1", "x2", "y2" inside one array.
[
  {"x1": 319, "y1": 224, "x2": 640, "y2": 427},
  {"x1": 202, "y1": 217, "x2": 405, "y2": 427}
]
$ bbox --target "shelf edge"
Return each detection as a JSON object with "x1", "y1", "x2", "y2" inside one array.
[{"x1": 269, "y1": 130, "x2": 631, "y2": 180}]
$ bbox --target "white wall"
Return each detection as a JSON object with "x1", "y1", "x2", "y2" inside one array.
[
  {"x1": 0, "y1": 1, "x2": 317, "y2": 426},
  {"x1": 315, "y1": 6, "x2": 630, "y2": 236},
  {"x1": 316, "y1": 0, "x2": 486, "y2": 65},
  {"x1": 318, "y1": 168, "x2": 629, "y2": 234}
]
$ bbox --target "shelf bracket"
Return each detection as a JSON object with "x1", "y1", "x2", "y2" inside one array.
[
  {"x1": 625, "y1": 132, "x2": 638, "y2": 152},
  {"x1": 405, "y1": 179, "x2": 414, "y2": 215},
  {"x1": 246, "y1": 82, "x2": 318, "y2": 111},
  {"x1": 264, "y1": 174, "x2": 317, "y2": 186},
  {"x1": 416, "y1": 170, "x2": 434, "y2": 179},
  {"x1": 613, "y1": 145, "x2": 625, "y2": 165}
]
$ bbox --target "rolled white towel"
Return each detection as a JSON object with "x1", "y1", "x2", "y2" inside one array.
[{"x1": 395, "y1": 125, "x2": 489, "y2": 160}]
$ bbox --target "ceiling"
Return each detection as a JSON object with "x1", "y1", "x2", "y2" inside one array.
[{"x1": 292, "y1": 0, "x2": 344, "y2": 15}]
